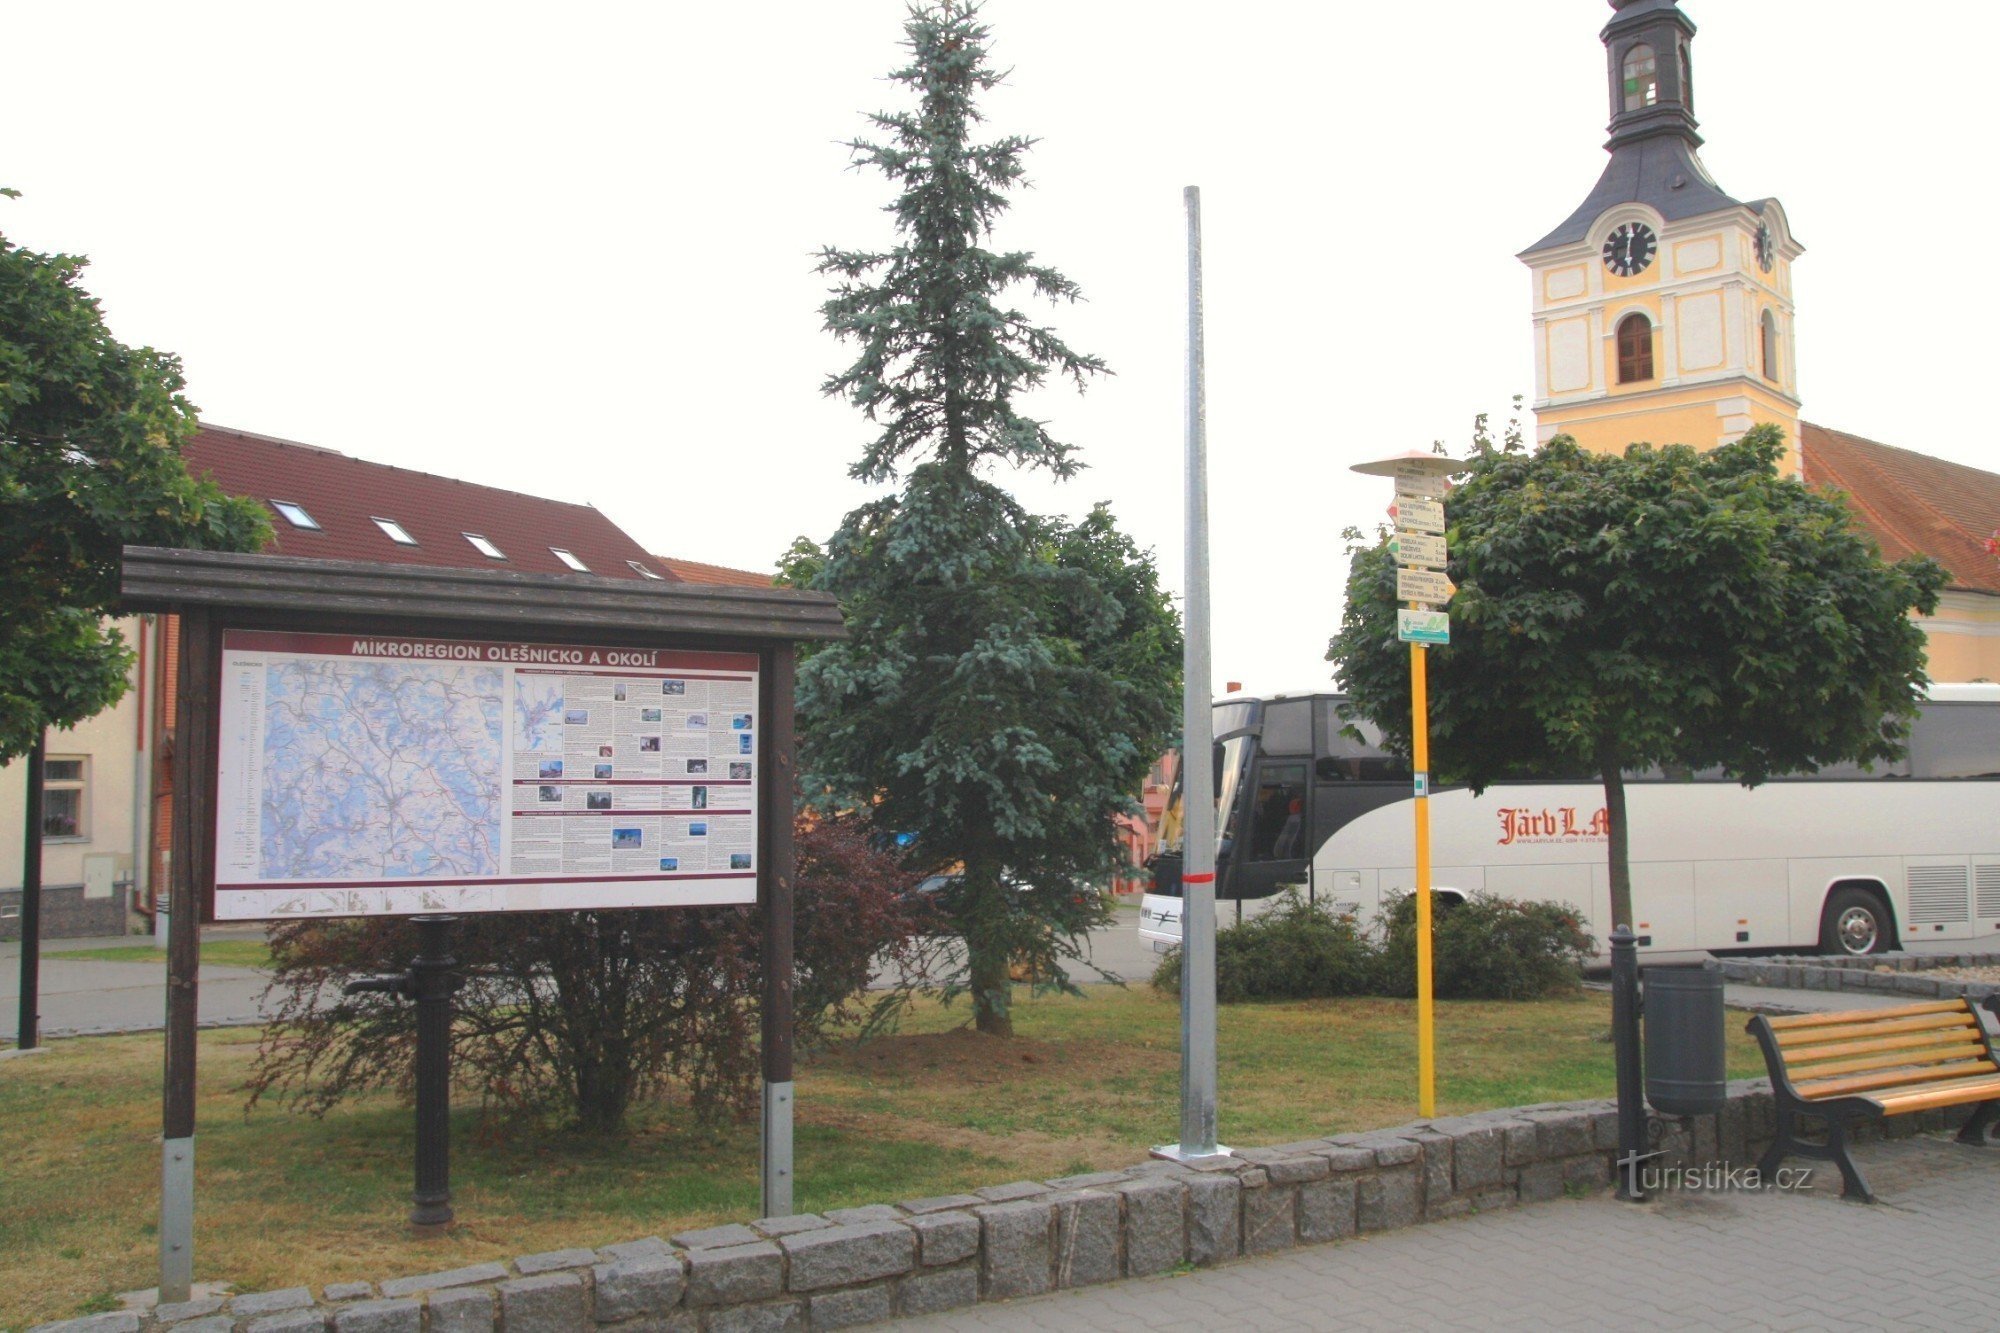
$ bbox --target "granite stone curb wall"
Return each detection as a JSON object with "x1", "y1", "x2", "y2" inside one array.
[
  {"x1": 36, "y1": 1079, "x2": 1973, "y2": 1333},
  {"x1": 1716, "y1": 950, "x2": 2000, "y2": 1002}
]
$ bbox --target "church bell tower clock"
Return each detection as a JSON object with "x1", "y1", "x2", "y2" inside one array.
[{"x1": 1521, "y1": 0, "x2": 1802, "y2": 472}]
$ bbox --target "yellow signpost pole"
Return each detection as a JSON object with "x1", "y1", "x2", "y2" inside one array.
[
  {"x1": 1411, "y1": 641, "x2": 1435, "y2": 1118},
  {"x1": 1352, "y1": 448, "x2": 1458, "y2": 1122}
]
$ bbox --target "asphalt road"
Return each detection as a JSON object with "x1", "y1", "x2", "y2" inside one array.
[
  {"x1": 0, "y1": 928, "x2": 276, "y2": 1041},
  {"x1": 1, "y1": 906, "x2": 1168, "y2": 1044}
]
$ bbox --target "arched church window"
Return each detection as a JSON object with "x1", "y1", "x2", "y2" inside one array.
[
  {"x1": 1617, "y1": 313, "x2": 1654, "y2": 383},
  {"x1": 1761, "y1": 309, "x2": 1780, "y2": 381},
  {"x1": 1623, "y1": 45, "x2": 1658, "y2": 111}
]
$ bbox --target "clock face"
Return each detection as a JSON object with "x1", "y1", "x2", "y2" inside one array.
[
  {"x1": 1602, "y1": 222, "x2": 1657, "y2": 277},
  {"x1": 1755, "y1": 223, "x2": 1775, "y2": 272}
]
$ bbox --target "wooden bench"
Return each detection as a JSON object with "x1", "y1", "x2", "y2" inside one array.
[{"x1": 1747, "y1": 997, "x2": 2000, "y2": 1201}]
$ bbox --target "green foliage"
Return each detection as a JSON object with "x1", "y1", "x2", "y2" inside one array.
[
  {"x1": 1, "y1": 193, "x2": 270, "y2": 760},
  {"x1": 1150, "y1": 891, "x2": 1376, "y2": 1002},
  {"x1": 1150, "y1": 890, "x2": 1591, "y2": 1003},
  {"x1": 248, "y1": 813, "x2": 924, "y2": 1134},
  {"x1": 801, "y1": 472, "x2": 1179, "y2": 1028},
  {"x1": 816, "y1": 0, "x2": 1106, "y2": 484},
  {"x1": 1329, "y1": 417, "x2": 1946, "y2": 926},
  {"x1": 807, "y1": 3, "x2": 1179, "y2": 1036},
  {"x1": 1373, "y1": 892, "x2": 1595, "y2": 1001}
]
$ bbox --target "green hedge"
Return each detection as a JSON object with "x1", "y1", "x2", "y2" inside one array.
[{"x1": 1151, "y1": 889, "x2": 1594, "y2": 1002}]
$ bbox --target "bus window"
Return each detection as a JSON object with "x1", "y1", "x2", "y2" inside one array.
[
  {"x1": 1260, "y1": 700, "x2": 1312, "y2": 756},
  {"x1": 1312, "y1": 700, "x2": 1410, "y2": 783},
  {"x1": 1248, "y1": 761, "x2": 1308, "y2": 862},
  {"x1": 1910, "y1": 702, "x2": 2000, "y2": 778}
]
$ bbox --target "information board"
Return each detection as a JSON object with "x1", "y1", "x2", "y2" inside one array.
[{"x1": 213, "y1": 630, "x2": 760, "y2": 919}]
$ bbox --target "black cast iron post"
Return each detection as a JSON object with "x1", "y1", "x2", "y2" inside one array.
[
  {"x1": 344, "y1": 914, "x2": 460, "y2": 1231},
  {"x1": 1610, "y1": 924, "x2": 1647, "y2": 1201},
  {"x1": 17, "y1": 736, "x2": 45, "y2": 1050},
  {"x1": 408, "y1": 915, "x2": 458, "y2": 1229}
]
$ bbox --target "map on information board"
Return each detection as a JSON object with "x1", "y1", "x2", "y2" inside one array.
[{"x1": 214, "y1": 630, "x2": 760, "y2": 920}]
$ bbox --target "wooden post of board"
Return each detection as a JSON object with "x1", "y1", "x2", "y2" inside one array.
[
  {"x1": 758, "y1": 643, "x2": 797, "y2": 1218},
  {"x1": 161, "y1": 606, "x2": 216, "y2": 1303}
]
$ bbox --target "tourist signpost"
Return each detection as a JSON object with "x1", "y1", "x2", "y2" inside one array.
[
  {"x1": 121, "y1": 547, "x2": 844, "y2": 1300},
  {"x1": 1351, "y1": 451, "x2": 1463, "y2": 1118}
]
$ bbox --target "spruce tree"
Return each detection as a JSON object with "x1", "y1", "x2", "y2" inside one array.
[{"x1": 805, "y1": 2, "x2": 1178, "y2": 1036}]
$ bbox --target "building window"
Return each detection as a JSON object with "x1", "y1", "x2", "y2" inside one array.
[
  {"x1": 1616, "y1": 313, "x2": 1655, "y2": 383},
  {"x1": 464, "y1": 533, "x2": 507, "y2": 559},
  {"x1": 1679, "y1": 41, "x2": 1693, "y2": 108},
  {"x1": 1623, "y1": 44, "x2": 1658, "y2": 111},
  {"x1": 270, "y1": 500, "x2": 320, "y2": 530},
  {"x1": 373, "y1": 517, "x2": 418, "y2": 545},
  {"x1": 551, "y1": 547, "x2": 590, "y2": 572},
  {"x1": 628, "y1": 561, "x2": 665, "y2": 580},
  {"x1": 1761, "y1": 309, "x2": 1780, "y2": 381},
  {"x1": 43, "y1": 757, "x2": 88, "y2": 840}
]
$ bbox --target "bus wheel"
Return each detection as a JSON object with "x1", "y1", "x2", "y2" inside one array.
[{"x1": 1819, "y1": 886, "x2": 1890, "y2": 956}]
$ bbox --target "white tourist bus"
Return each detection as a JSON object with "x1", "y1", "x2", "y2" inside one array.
[{"x1": 1138, "y1": 685, "x2": 2000, "y2": 960}]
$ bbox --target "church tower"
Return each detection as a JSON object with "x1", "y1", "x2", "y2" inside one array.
[{"x1": 1521, "y1": 0, "x2": 1802, "y2": 471}]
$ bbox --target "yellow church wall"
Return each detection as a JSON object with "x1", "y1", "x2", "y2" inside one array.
[
  {"x1": 1916, "y1": 595, "x2": 2000, "y2": 683},
  {"x1": 1538, "y1": 378, "x2": 1799, "y2": 471}
]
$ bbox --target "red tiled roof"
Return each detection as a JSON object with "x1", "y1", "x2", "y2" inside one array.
[
  {"x1": 1801, "y1": 422, "x2": 2000, "y2": 597},
  {"x1": 655, "y1": 555, "x2": 775, "y2": 589},
  {"x1": 182, "y1": 425, "x2": 678, "y2": 581}
]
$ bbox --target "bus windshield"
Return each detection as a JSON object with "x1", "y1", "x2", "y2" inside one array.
[{"x1": 1157, "y1": 701, "x2": 1259, "y2": 861}]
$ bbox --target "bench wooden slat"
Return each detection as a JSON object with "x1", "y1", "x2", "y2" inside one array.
[
  {"x1": 1774, "y1": 1012, "x2": 1979, "y2": 1048},
  {"x1": 1870, "y1": 1073, "x2": 2000, "y2": 1114},
  {"x1": 1795, "y1": 1058, "x2": 2000, "y2": 1100},
  {"x1": 1749, "y1": 996, "x2": 2000, "y2": 1202},
  {"x1": 1765, "y1": 999, "x2": 1971, "y2": 1031},
  {"x1": 1777, "y1": 1028, "x2": 1989, "y2": 1066},
  {"x1": 1787, "y1": 1038, "x2": 1994, "y2": 1081}
]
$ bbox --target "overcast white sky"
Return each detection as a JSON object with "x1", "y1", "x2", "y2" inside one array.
[{"x1": 5, "y1": 2, "x2": 1992, "y2": 694}]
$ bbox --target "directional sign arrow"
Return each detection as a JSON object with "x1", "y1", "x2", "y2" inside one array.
[
  {"x1": 1397, "y1": 568, "x2": 1456, "y2": 605},
  {"x1": 1391, "y1": 498, "x2": 1445, "y2": 534},
  {"x1": 1388, "y1": 532, "x2": 1448, "y2": 568}
]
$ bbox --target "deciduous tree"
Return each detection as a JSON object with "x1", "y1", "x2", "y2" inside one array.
[
  {"x1": 1329, "y1": 420, "x2": 1946, "y2": 929},
  {"x1": 1, "y1": 191, "x2": 268, "y2": 759}
]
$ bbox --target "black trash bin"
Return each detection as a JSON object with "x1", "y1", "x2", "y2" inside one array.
[{"x1": 1643, "y1": 962, "x2": 1727, "y2": 1116}]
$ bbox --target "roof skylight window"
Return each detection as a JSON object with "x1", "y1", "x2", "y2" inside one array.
[
  {"x1": 551, "y1": 547, "x2": 590, "y2": 572},
  {"x1": 464, "y1": 533, "x2": 507, "y2": 559},
  {"x1": 373, "y1": 517, "x2": 418, "y2": 545},
  {"x1": 271, "y1": 500, "x2": 320, "y2": 530},
  {"x1": 628, "y1": 561, "x2": 665, "y2": 580}
]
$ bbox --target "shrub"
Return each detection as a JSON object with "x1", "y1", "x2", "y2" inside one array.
[
  {"x1": 1151, "y1": 891, "x2": 1375, "y2": 1002},
  {"x1": 1151, "y1": 889, "x2": 1593, "y2": 1003},
  {"x1": 1375, "y1": 891, "x2": 1595, "y2": 1000},
  {"x1": 247, "y1": 811, "x2": 925, "y2": 1134}
]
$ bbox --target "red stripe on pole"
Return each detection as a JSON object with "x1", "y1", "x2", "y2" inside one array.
[{"x1": 1182, "y1": 872, "x2": 1216, "y2": 884}]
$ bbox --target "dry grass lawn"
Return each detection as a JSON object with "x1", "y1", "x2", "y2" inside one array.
[{"x1": 0, "y1": 985, "x2": 1765, "y2": 1329}]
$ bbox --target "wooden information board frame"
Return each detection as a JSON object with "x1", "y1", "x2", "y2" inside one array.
[{"x1": 121, "y1": 546, "x2": 845, "y2": 1299}]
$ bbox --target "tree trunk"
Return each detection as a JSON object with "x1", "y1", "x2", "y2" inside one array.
[
  {"x1": 962, "y1": 858, "x2": 1014, "y2": 1037},
  {"x1": 968, "y1": 940, "x2": 1015, "y2": 1038},
  {"x1": 1596, "y1": 738, "x2": 1633, "y2": 931}
]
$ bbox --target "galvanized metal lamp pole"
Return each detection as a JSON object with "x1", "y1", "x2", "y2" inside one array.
[{"x1": 1155, "y1": 185, "x2": 1226, "y2": 1163}]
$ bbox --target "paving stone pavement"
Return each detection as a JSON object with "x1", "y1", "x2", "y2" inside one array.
[{"x1": 894, "y1": 1136, "x2": 2000, "y2": 1331}]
